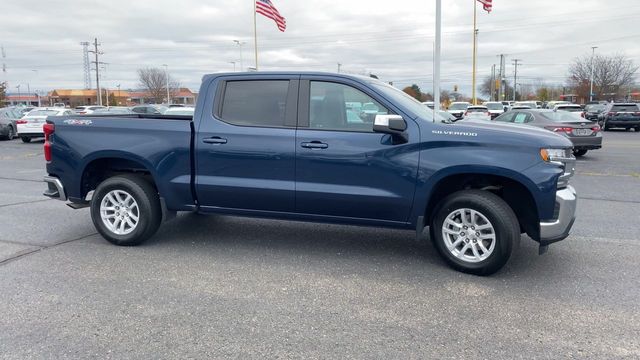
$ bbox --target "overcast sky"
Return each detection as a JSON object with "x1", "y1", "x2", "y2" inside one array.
[{"x1": 2, "y1": 0, "x2": 639, "y2": 96}]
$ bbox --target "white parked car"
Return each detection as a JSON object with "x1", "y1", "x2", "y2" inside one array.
[
  {"x1": 462, "y1": 105, "x2": 491, "y2": 121},
  {"x1": 483, "y1": 101, "x2": 506, "y2": 119},
  {"x1": 17, "y1": 108, "x2": 74, "y2": 143},
  {"x1": 163, "y1": 107, "x2": 195, "y2": 116},
  {"x1": 75, "y1": 105, "x2": 106, "y2": 115},
  {"x1": 447, "y1": 102, "x2": 471, "y2": 120}
]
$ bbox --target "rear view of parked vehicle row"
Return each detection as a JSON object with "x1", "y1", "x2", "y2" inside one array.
[{"x1": 42, "y1": 72, "x2": 577, "y2": 275}]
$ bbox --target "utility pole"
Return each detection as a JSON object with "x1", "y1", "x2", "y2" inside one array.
[
  {"x1": 89, "y1": 38, "x2": 103, "y2": 105},
  {"x1": 162, "y1": 64, "x2": 170, "y2": 105},
  {"x1": 490, "y1": 64, "x2": 496, "y2": 101},
  {"x1": 497, "y1": 54, "x2": 505, "y2": 101},
  {"x1": 16, "y1": 85, "x2": 21, "y2": 106},
  {"x1": 589, "y1": 46, "x2": 598, "y2": 102},
  {"x1": 229, "y1": 61, "x2": 236, "y2": 71},
  {"x1": 117, "y1": 84, "x2": 121, "y2": 105},
  {"x1": 337, "y1": 62, "x2": 342, "y2": 73},
  {"x1": 512, "y1": 59, "x2": 521, "y2": 101}
]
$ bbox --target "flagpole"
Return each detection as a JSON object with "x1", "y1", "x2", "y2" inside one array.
[
  {"x1": 253, "y1": 0, "x2": 259, "y2": 70},
  {"x1": 472, "y1": 0, "x2": 477, "y2": 105},
  {"x1": 433, "y1": 0, "x2": 441, "y2": 114}
]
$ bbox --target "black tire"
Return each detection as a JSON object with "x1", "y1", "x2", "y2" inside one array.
[
  {"x1": 21, "y1": 136, "x2": 31, "y2": 143},
  {"x1": 573, "y1": 149, "x2": 588, "y2": 157},
  {"x1": 90, "y1": 174, "x2": 162, "y2": 246},
  {"x1": 430, "y1": 190, "x2": 518, "y2": 275},
  {"x1": 1, "y1": 126, "x2": 15, "y2": 140}
]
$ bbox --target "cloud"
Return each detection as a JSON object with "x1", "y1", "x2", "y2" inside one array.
[{"x1": 1, "y1": 0, "x2": 638, "y2": 96}]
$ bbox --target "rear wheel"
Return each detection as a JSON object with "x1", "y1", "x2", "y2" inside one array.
[
  {"x1": 21, "y1": 136, "x2": 31, "y2": 143},
  {"x1": 430, "y1": 190, "x2": 518, "y2": 275},
  {"x1": 573, "y1": 149, "x2": 588, "y2": 157},
  {"x1": 90, "y1": 175, "x2": 162, "y2": 246}
]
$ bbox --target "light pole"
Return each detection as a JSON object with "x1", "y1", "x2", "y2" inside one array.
[
  {"x1": 229, "y1": 61, "x2": 237, "y2": 72},
  {"x1": 162, "y1": 64, "x2": 170, "y2": 105},
  {"x1": 233, "y1": 40, "x2": 246, "y2": 71},
  {"x1": 589, "y1": 46, "x2": 598, "y2": 102},
  {"x1": 16, "y1": 85, "x2": 21, "y2": 106},
  {"x1": 117, "y1": 84, "x2": 121, "y2": 105},
  {"x1": 32, "y1": 70, "x2": 40, "y2": 106}
]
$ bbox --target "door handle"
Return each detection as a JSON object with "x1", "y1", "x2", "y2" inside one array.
[
  {"x1": 301, "y1": 141, "x2": 328, "y2": 149},
  {"x1": 203, "y1": 137, "x2": 227, "y2": 144}
]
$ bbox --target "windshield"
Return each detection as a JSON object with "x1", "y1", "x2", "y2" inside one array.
[
  {"x1": 449, "y1": 103, "x2": 470, "y2": 110},
  {"x1": 585, "y1": 104, "x2": 605, "y2": 112},
  {"x1": 611, "y1": 104, "x2": 639, "y2": 112},
  {"x1": 28, "y1": 110, "x2": 59, "y2": 116},
  {"x1": 485, "y1": 103, "x2": 503, "y2": 110},
  {"x1": 370, "y1": 82, "x2": 434, "y2": 122},
  {"x1": 540, "y1": 111, "x2": 585, "y2": 122}
]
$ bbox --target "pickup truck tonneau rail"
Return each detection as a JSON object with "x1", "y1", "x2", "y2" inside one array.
[{"x1": 43, "y1": 72, "x2": 577, "y2": 275}]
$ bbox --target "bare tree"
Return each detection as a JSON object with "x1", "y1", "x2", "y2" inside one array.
[
  {"x1": 568, "y1": 54, "x2": 638, "y2": 100},
  {"x1": 137, "y1": 67, "x2": 180, "y2": 104}
]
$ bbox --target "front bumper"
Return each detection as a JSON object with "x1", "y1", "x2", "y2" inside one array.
[{"x1": 539, "y1": 185, "x2": 576, "y2": 245}]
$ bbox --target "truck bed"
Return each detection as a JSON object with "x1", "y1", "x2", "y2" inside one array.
[{"x1": 46, "y1": 114, "x2": 194, "y2": 208}]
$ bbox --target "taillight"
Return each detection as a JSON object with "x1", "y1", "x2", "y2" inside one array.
[
  {"x1": 607, "y1": 112, "x2": 616, "y2": 116},
  {"x1": 16, "y1": 119, "x2": 27, "y2": 124},
  {"x1": 486, "y1": 112, "x2": 491, "y2": 116},
  {"x1": 580, "y1": 112, "x2": 585, "y2": 118},
  {"x1": 591, "y1": 125, "x2": 601, "y2": 133},
  {"x1": 546, "y1": 126, "x2": 573, "y2": 134},
  {"x1": 43, "y1": 123, "x2": 55, "y2": 162},
  {"x1": 634, "y1": 112, "x2": 640, "y2": 116},
  {"x1": 464, "y1": 111, "x2": 468, "y2": 116}
]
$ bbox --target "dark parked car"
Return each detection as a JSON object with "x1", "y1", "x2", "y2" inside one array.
[
  {"x1": 130, "y1": 105, "x2": 168, "y2": 115},
  {"x1": 494, "y1": 109, "x2": 602, "y2": 157},
  {"x1": 597, "y1": 103, "x2": 640, "y2": 131},
  {"x1": 584, "y1": 104, "x2": 606, "y2": 121},
  {"x1": 0, "y1": 107, "x2": 21, "y2": 140}
]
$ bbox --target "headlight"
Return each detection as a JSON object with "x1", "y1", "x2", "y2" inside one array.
[
  {"x1": 540, "y1": 148, "x2": 575, "y2": 188},
  {"x1": 540, "y1": 148, "x2": 570, "y2": 162}
]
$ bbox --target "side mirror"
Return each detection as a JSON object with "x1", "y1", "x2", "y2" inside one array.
[
  {"x1": 373, "y1": 115, "x2": 408, "y2": 143},
  {"x1": 373, "y1": 114, "x2": 406, "y2": 133}
]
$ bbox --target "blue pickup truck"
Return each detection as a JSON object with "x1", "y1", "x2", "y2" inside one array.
[{"x1": 43, "y1": 72, "x2": 577, "y2": 275}]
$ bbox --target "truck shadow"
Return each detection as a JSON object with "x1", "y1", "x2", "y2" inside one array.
[{"x1": 147, "y1": 212, "x2": 569, "y2": 280}]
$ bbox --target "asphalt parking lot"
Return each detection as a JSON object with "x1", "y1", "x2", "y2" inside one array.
[{"x1": 0, "y1": 132, "x2": 639, "y2": 359}]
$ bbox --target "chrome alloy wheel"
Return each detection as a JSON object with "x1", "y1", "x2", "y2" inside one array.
[
  {"x1": 442, "y1": 208, "x2": 496, "y2": 263},
  {"x1": 100, "y1": 190, "x2": 140, "y2": 235}
]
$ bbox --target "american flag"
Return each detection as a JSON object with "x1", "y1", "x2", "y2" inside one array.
[
  {"x1": 477, "y1": 0, "x2": 492, "y2": 13},
  {"x1": 256, "y1": 0, "x2": 287, "y2": 32}
]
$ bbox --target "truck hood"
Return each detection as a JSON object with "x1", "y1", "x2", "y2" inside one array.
[{"x1": 446, "y1": 120, "x2": 572, "y2": 148}]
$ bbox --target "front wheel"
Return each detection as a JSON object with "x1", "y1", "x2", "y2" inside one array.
[
  {"x1": 90, "y1": 175, "x2": 162, "y2": 246},
  {"x1": 573, "y1": 149, "x2": 588, "y2": 157},
  {"x1": 430, "y1": 190, "x2": 519, "y2": 275}
]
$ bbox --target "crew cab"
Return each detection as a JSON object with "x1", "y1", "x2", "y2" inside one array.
[{"x1": 42, "y1": 72, "x2": 577, "y2": 275}]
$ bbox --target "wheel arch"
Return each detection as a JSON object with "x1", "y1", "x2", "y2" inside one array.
[
  {"x1": 417, "y1": 166, "x2": 541, "y2": 240},
  {"x1": 79, "y1": 151, "x2": 161, "y2": 201}
]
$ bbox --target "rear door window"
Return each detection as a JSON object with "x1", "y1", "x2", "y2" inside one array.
[
  {"x1": 220, "y1": 80, "x2": 289, "y2": 127},
  {"x1": 513, "y1": 112, "x2": 532, "y2": 123}
]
